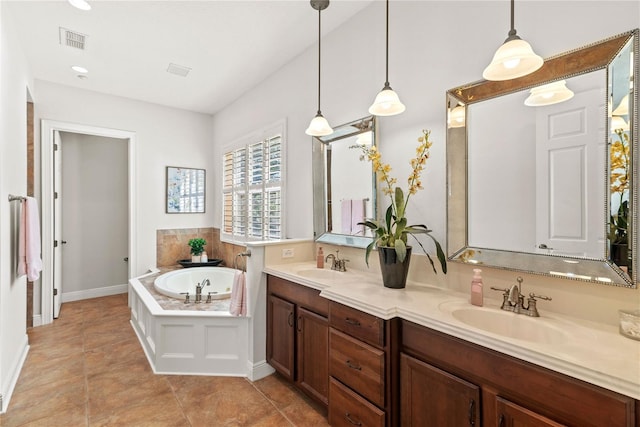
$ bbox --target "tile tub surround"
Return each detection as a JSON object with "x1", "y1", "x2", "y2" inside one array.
[
  {"x1": 264, "y1": 261, "x2": 640, "y2": 400},
  {"x1": 156, "y1": 227, "x2": 247, "y2": 269},
  {"x1": 0, "y1": 294, "x2": 328, "y2": 426}
]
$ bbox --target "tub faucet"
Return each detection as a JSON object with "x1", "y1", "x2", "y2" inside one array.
[{"x1": 195, "y1": 279, "x2": 210, "y2": 303}]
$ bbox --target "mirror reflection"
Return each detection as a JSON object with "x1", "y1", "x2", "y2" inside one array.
[
  {"x1": 447, "y1": 30, "x2": 637, "y2": 287},
  {"x1": 313, "y1": 116, "x2": 377, "y2": 248}
]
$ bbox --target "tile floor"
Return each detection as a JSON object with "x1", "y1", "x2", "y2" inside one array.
[{"x1": 0, "y1": 294, "x2": 329, "y2": 426}]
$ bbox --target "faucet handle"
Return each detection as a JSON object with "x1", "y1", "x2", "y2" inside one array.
[
  {"x1": 206, "y1": 292, "x2": 213, "y2": 303},
  {"x1": 490, "y1": 287, "x2": 509, "y2": 294},
  {"x1": 529, "y1": 293, "x2": 552, "y2": 301},
  {"x1": 180, "y1": 292, "x2": 190, "y2": 304}
]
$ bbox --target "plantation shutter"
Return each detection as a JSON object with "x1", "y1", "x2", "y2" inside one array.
[{"x1": 222, "y1": 130, "x2": 284, "y2": 243}]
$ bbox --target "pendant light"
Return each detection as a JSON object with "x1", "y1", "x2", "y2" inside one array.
[
  {"x1": 369, "y1": 0, "x2": 405, "y2": 116},
  {"x1": 482, "y1": 0, "x2": 543, "y2": 81},
  {"x1": 524, "y1": 80, "x2": 574, "y2": 106},
  {"x1": 306, "y1": 0, "x2": 333, "y2": 137}
]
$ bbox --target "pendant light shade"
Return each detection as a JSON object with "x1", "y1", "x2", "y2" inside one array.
[
  {"x1": 611, "y1": 116, "x2": 629, "y2": 132},
  {"x1": 306, "y1": 0, "x2": 333, "y2": 137},
  {"x1": 524, "y1": 80, "x2": 574, "y2": 106},
  {"x1": 612, "y1": 94, "x2": 630, "y2": 116},
  {"x1": 483, "y1": 0, "x2": 543, "y2": 81},
  {"x1": 369, "y1": 0, "x2": 405, "y2": 116},
  {"x1": 448, "y1": 105, "x2": 466, "y2": 128}
]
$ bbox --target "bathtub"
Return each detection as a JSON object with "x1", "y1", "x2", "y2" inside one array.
[
  {"x1": 128, "y1": 267, "x2": 274, "y2": 379},
  {"x1": 154, "y1": 267, "x2": 235, "y2": 300}
]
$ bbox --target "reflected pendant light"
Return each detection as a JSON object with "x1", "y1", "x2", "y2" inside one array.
[
  {"x1": 482, "y1": 0, "x2": 543, "y2": 81},
  {"x1": 612, "y1": 94, "x2": 630, "y2": 116},
  {"x1": 524, "y1": 80, "x2": 574, "y2": 106},
  {"x1": 306, "y1": 0, "x2": 333, "y2": 137},
  {"x1": 369, "y1": 0, "x2": 405, "y2": 116}
]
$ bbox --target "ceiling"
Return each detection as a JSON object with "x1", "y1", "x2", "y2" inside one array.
[{"x1": 6, "y1": 0, "x2": 373, "y2": 115}]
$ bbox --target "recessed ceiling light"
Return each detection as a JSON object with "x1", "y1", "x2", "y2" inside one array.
[
  {"x1": 68, "y1": 0, "x2": 91, "y2": 11},
  {"x1": 77, "y1": 75, "x2": 88, "y2": 80},
  {"x1": 71, "y1": 65, "x2": 88, "y2": 74}
]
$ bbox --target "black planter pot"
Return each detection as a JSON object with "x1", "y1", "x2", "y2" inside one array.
[{"x1": 378, "y1": 246, "x2": 412, "y2": 289}]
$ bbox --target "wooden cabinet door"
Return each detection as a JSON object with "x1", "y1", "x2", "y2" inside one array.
[
  {"x1": 496, "y1": 397, "x2": 566, "y2": 427},
  {"x1": 297, "y1": 306, "x2": 329, "y2": 405},
  {"x1": 267, "y1": 294, "x2": 295, "y2": 381},
  {"x1": 401, "y1": 353, "x2": 480, "y2": 427}
]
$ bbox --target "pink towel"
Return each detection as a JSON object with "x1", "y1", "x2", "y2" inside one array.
[
  {"x1": 341, "y1": 199, "x2": 352, "y2": 234},
  {"x1": 351, "y1": 199, "x2": 365, "y2": 236},
  {"x1": 229, "y1": 270, "x2": 246, "y2": 316},
  {"x1": 17, "y1": 197, "x2": 43, "y2": 281}
]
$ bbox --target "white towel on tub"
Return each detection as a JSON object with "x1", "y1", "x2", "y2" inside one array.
[
  {"x1": 17, "y1": 197, "x2": 43, "y2": 281},
  {"x1": 230, "y1": 270, "x2": 246, "y2": 316}
]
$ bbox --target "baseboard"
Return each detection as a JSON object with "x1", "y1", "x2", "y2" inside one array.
[
  {"x1": 0, "y1": 335, "x2": 29, "y2": 414},
  {"x1": 32, "y1": 314, "x2": 42, "y2": 327},
  {"x1": 246, "y1": 360, "x2": 275, "y2": 382},
  {"x1": 61, "y1": 284, "x2": 128, "y2": 303}
]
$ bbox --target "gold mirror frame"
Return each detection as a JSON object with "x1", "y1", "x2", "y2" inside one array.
[{"x1": 446, "y1": 30, "x2": 638, "y2": 287}]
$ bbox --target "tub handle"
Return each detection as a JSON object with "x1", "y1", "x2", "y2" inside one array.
[{"x1": 180, "y1": 292, "x2": 190, "y2": 304}]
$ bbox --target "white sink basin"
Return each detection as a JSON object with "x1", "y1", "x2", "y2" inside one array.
[{"x1": 448, "y1": 307, "x2": 569, "y2": 344}]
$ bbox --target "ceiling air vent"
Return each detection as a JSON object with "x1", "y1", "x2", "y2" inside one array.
[
  {"x1": 59, "y1": 27, "x2": 87, "y2": 50},
  {"x1": 166, "y1": 63, "x2": 191, "y2": 77}
]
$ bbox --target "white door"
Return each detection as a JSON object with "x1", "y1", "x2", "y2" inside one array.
[
  {"x1": 53, "y1": 130, "x2": 63, "y2": 318},
  {"x1": 535, "y1": 88, "x2": 605, "y2": 258}
]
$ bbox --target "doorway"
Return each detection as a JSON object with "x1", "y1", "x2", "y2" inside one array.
[{"x1": 41, "y1": 121, "x2": 137, "y2": 324}]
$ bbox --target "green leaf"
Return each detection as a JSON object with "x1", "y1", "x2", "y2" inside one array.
[
  {"x1": 426, "y1": 233, "x2": 448, "y2": 274},
  {"x1": 364, "y1": 241, "x2": 376, "y2": 267},
  {"x1": 395, "y1": 239, "x2": 407, "y2": 262},
  {"x1": 395, "y1": 187, "x2": 405, "y2": 218},
  {"x1": 405, "y1": 224, "x2": 432, "y2": 234},
  {"x1": 385, "y1": 205, "x2": 393, "y2": 233}
]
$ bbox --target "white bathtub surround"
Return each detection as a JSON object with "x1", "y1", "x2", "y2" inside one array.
[{"x1": 129, "y1": 268, "x2": 260, "y2": 377}]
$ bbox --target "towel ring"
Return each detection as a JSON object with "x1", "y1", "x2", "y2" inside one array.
[{"x1": 234, "y1": 250, "x2": 251, "y2": 271}]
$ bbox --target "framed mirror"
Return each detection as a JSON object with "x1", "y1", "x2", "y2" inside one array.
[
  {"x1": 166, "y1": 166, "x2": 206, "y2": 213},
  {"x1": 312, "y1": 116, "x2": 377, "y2": 248},
  {"x1": 447, "y1": 29, "x2": 638, "y2": 287}
]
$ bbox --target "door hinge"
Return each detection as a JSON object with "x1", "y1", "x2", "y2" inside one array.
[
  {"x1": 54, "y1": 192, "x2": 58, "y2": 199},
  {"x1": 54, "y1": 240, "x2": 58, "y2": 248},
  {"x1": 53, "y1": 288, "x2": 58, "y2": 296},
  {"x1": 54, "y1": 144, "x2": 58, "y2": 151}
]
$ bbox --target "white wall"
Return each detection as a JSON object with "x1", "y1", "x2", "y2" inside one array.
[
  {"x1": 0, "y1": 3, "x2": 32, "y2": 413},
  {"x1": 60, "y1": 132, "x2": 128, "y2": 296},
  {"x1": 35, "y1": 80, "x2": 214, "y2": 277},
  {"x1": 211, "y1": 1, "x2": 640, "y2": 324}
]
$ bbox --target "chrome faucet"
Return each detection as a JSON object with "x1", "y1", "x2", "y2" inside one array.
[
  {"x1": 325, "y1": 250, "x2": 349, "y2": 272},
  {"x1": 491, "y1": 277, "x2": 551, "y2": 317},
  {"x1": 195, "y1": 279, "x2": 210, "y2": 303}
]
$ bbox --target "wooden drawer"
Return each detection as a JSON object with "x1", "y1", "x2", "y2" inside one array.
[
  {"x1": 329, "y1": 377, "x2": 385, "y2": 427},
  {"x1": 267, "y1": 275, "x2": 329, "y2": 317},
  {"x1": 330, "y1": 301, "x2": 384, "y2": 347},
  {"x1": 330, "y1": 328, "x2": 385, "y2": 408}
]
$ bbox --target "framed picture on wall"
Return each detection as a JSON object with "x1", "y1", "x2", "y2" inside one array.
[{"x1": 166, "y1": 166, "x2": 206, "y2": 213}]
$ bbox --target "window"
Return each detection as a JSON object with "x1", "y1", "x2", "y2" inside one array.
[{"x1": 222, "y1": 125, "x2": 284, "y2": 243}]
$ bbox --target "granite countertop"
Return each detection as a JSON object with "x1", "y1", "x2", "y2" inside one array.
[{"x1": 264, "y1": 261, "x2": 640, "y2": 400}]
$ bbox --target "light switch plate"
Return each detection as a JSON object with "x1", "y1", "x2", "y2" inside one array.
[{"x1": 282, "y1": 248, "x2": 294, "y2": 258}]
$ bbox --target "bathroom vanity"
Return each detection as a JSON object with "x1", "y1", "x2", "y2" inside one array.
[{"x1": 264, "y1": 263, "x2": 640, "y2": 427}]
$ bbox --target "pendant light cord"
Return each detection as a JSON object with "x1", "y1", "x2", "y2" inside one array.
[
  {"x1": 316, "y1": 8, "x2": 322, "y2": 115},
  {"x1": 384, "y1": 0, "x2": 390, "y2": 87},
  {"x1": 508, "y1": 0, "x2": 516, "y2": 37}
]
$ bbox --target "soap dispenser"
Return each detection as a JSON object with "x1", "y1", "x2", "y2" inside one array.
[
  {"x1": 470, "y1": 268, "x2": 483, "y2": 306},
  {"x1": 317, "y1": 247, "x2": 324, "y2": 269}
]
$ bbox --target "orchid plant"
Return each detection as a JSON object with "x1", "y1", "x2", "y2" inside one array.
[{"x1": 353, "y1": 129, "x2": 447, "y2": 274}]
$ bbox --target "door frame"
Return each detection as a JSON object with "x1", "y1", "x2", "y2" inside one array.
[{"x1": 41, "y1": 120, "x2": 137, "y2": 325}]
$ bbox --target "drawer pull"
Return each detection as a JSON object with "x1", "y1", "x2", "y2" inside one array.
[
  {"x1": 345, "y1": 317, "x2": 361, "y2": 326},
  {"x1": 345, "y1": 412, "x2": 362, "y2": 426},
  {"x1": 345, "y1": 360, "x2": 362, "y2": 371},
  {"x1": 498, "y1": 414, "x2": 505, "y2": 427},
  {"x1": 297, "y1": 315, "x2": 302, "y2": 332}
]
